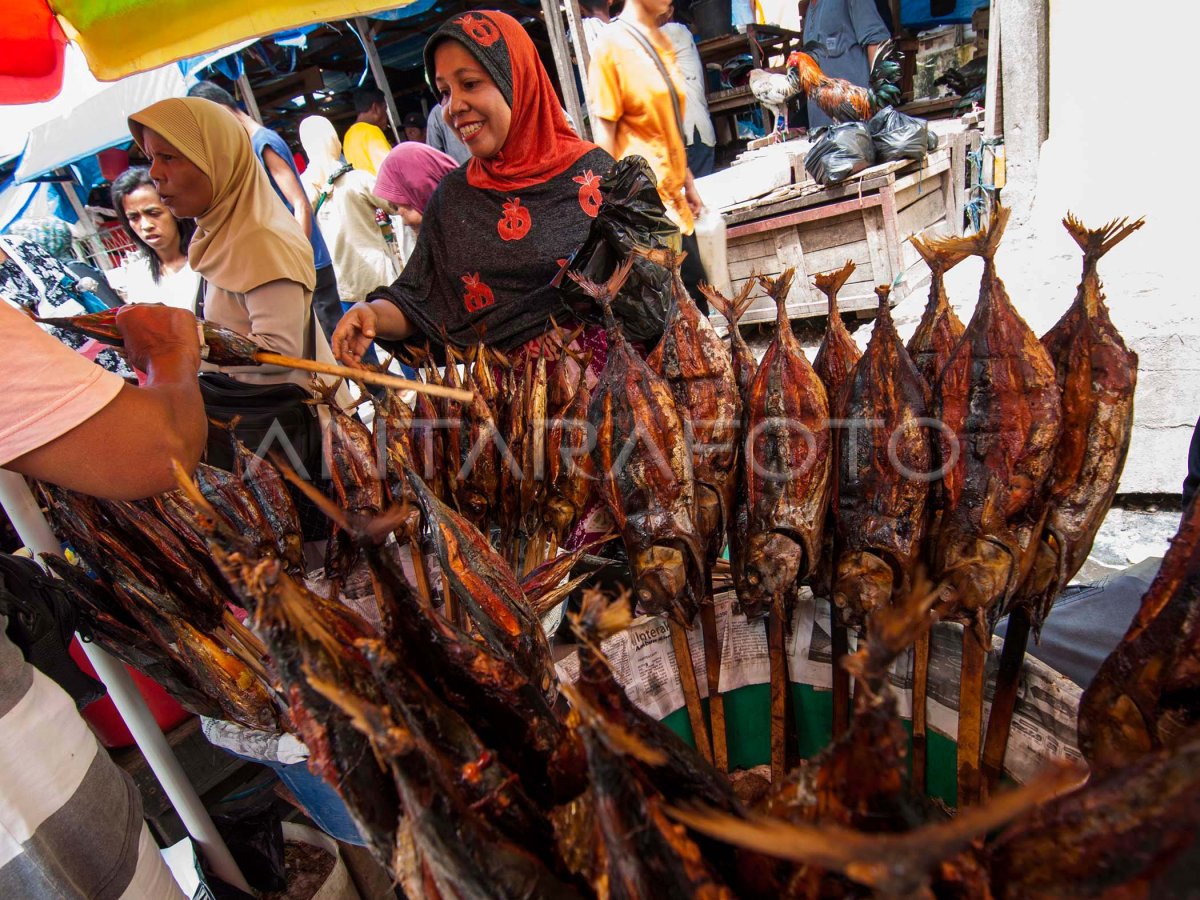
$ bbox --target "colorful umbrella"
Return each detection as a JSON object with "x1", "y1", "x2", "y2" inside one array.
[{"x1": 1, "y1": 0, "x2": 418, "y2": 104}]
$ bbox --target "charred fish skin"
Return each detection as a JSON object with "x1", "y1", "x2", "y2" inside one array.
[
  {"x1": 1034, "y1": 216, "x2": 1142, "y2": 610},
  {"x1": 545, "y1": 359, "x2": 596, "y2": 544},
  {"x1": 739, "y1": 270, "x2": 832, "y2": 618},
  {"x1": 578, "y1": 259, "x2": 706, "y2": 625},
  {"x1": 831, "y1": 286, "x2": 932, "y2": 628},
  {"x1": 905, "y1": 234, "x2": 970, "y2": 393},
  {"x1": 1078, "y1": 491, "x2": 1200, "y2": 776},
  {"x1": 988, "y1": 733, "x2": 1200, "y2": 899},
  {"x1": 932, "y1": 207, "x2": 1062, "y2": 627}
]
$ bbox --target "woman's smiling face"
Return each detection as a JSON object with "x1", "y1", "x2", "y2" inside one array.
[{"x1": 433, "y1": 40, "x2": 512, "y2": 160}]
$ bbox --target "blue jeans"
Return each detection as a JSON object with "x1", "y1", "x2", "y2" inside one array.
[{"x1": 239, "y1": 755, "x2": 365, "y2": 846}]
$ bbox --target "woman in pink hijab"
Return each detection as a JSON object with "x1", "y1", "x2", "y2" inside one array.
[{"x1": 374, "y1": 142, "x2": 459, "y2": 233}]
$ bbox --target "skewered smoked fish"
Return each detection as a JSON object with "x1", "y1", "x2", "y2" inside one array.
[
  {"x1": 455, "y1": 366, "x2": 503, "y2": 528},
  {"x1": 316, "y1": 679, "x2": 583, "y2": 899},
  {"x1": 905, "y1": 234, "x2": 970, "y2": 395},
  {"x1": 407, "y1": 472, "x2": 557, "y2": 696},
  {"x1": 933, "y1": 207, "x2": 1063, "y2": 631},
  {"x1": 222, "y1": 425, "x2": 304, "y2": 573},
  {"x1": 545, "y1": 355, "x2": 595, "y2": 544},
  {"x1": 700, "y1": 280, "x2": 759, "y2": 404},
  {"x1": 646, "y1": 248, "x2": 742, "y2": 560},
  {"x1": 932, "y1": 206, "x2": 1062, "y2": 805},
  {"x1": 37, "y1": 307, "x2": 260, "y2": 366},
  {"x1": 831, "y1": 286, "x2": 931, "y2": 627},
  {"x1": 579, "y1": 259, "x2": 706, "y2": 624},
  {"x1": 738, "y1": 270, "x2": 832, "y2": 617},
  {"x1": 196, "y1": 463, "x2": 278, "y2": 567},
  {"x1": 982, "y1": 215, "x2": 1142, "y2": 794},
  {"x1": 566, "y1": 682, "x2": 734, "y2": 900},
  {"x1": 1077, "y1": 492, "x2": 1200, "y2": 775},
  {"x1": 989, "y1": 733, "x2": 1200, "y2": 899}
]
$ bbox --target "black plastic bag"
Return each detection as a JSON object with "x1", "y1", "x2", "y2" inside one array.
[
  {"x1": 556, "y1": 156, "x2": 679, "y2": 345},
  {"x1": 867, "y1": 106, "x2": 937, "y2": 163},
  {"x1": 804, "y1": 123, "x2": 876, "y2": 186},
  {"x1": 210, "y1": 805, "x2": 287, "y2": 893}
]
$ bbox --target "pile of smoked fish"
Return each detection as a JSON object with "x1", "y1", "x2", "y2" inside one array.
[{"x1": 37, "y1": 208, "x2": 1200, "y2": 898}]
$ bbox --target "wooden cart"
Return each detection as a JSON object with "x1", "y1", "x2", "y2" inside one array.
[{"x1": 716, "y1": 131, "x2": 972, "y2": 327}]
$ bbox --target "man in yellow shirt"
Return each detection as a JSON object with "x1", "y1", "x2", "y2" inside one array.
[
  {"x1": 589, "y1": 0, "x2": 707, "y2": 301},
  {"x1": 342, "y1": 86, "x2": 393, "y2": 175}
]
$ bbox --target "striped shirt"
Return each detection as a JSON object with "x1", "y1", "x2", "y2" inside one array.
[{"x1": 0, "y1": 620, "x2": 184, "y2": 897}]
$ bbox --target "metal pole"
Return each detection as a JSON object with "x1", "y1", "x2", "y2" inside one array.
[
  {"x1": 352, "y1": 17, "x2": 403, "y2": 144},
  {"x1": 0, "y1": 470, "x2": 253, "y2": 896},
  {"x1": 539, "y1": 0, "x2": 588, "y2": 140},
  {"x1": 563, "y1": 0, "x2": 593, "y2": 136},
  {"x1": 59, "y1": 177, "x2": 111, "y2": 271},
  {"x1": 235, "y1": 70, "x2": 264, "y2": 125}
]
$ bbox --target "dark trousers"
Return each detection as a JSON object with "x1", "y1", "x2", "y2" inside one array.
[
  {"x1": 312, "y1": 264, "x2": 343, "y2": 343},
  {"x1": 680, "y1": 231, "x2": 709, "y2": 315},
  {"x1": 686, "y1": 131, "x2": 716, "y2": 178}
]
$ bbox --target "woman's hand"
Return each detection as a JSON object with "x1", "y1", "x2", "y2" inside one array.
[{"x1": 332, "y1": 302, "x2": 379, "y2": 368}]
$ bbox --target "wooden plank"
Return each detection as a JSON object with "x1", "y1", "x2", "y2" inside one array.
[
  {"x1": 802, "y1": 240, "x2": 871, "y2": 278},
  {"x1": 730, "y1": 256, "x2": 780, "y2": 284},
  {"x1": 727, "y1": 194, "x2": 884, "y2": 239},
  {"x1": 985, "y1": 0, "x2": 1003, "y2": 138},
  {"x1": 794, "y1": 215, "x2": 867, "y2": 253},
  {"x1": 899, "y1": 189, "x2": 947, "y2": 240},
  {"x1": 879, "y1": 185, "x2": 905, "y2": 282},
  {"x1": 773, "y1": 227, "x2": 814, "y2": 308},
  {"x1": 863, "y1": 208, "x2": 890, "y2": 286}
]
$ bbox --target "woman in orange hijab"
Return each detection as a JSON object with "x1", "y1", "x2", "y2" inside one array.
[{"x1": 332, "y1": 10, "x2": 615, "y2": 362}]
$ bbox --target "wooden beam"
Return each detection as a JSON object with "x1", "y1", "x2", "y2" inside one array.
[
  {"x1": 563, "y1": 0, "x2": 593, "y2": 137},
  {"x1": 352, "y1": 16, "x2": 403, "y2": 144},
  {"x1": 984, "y1": 0, "x2": 1003, "y2": 139}
]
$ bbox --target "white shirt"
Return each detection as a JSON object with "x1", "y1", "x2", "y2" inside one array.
[
  {"x1": 118, "y1": 253, "x2": 202, "y2": 311},
  {"x1": 662, "y1": 23, "x2": 717, "y2": 147}
]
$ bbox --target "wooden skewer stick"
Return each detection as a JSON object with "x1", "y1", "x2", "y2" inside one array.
[
  {"x1": 700, "y1": 575, "x2": 728, "y2": 771},
  {"x1": 957, "y1": 627, "x2": 987, "y2": 807},
  {"x1": 769, "y1": 592, "x2": 788, "y2": 782},
  {"x1": 831, "y1": 614, "x2": 851, "y2": 739},
  {"x1": 911, "y1": 629, "x2": 931, "y2": 795},
  {"x1": 670, "y1": 621, "x2": 713, "y2": 765},
  {"x1": 980, "y1": 606, "x2": 1031, "y2": 798},
  {"x1": 253, "y1": 351, "x2": 474, "y2": 403}
]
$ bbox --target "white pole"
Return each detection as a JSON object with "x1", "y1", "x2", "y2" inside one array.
[
  {"x1": 352, "y1": 17, "x2": 403, "y2": 145},
  {"x1": 539, "y1": 0, "x2": 589, "y2": 140},
  {"x1": 236, "y1": 70, "x2": 264, "y2": 125},
  {"x1": 0, "y1": 470, "x2": 253, "y2": 895},
  {"x1": 60, "y1": 177, "x2": 111, "y2": 271}
]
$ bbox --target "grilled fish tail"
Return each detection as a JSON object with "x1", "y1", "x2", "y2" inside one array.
[
  {"x1": 813, "y1": 260, "x2": 856, "y2": 307},
  {"x1": 909, "y1": 230, "x2": 972, "y2": 275},
  {"x1": 921, "y1": 204, "x2": 1011, "y2": 263},
  {"x1": 699, "y1": 279, "x2": 755, "y2": 326},
  {"x1": 1062, "y1": 213, "x2": 1145, "y2": 265}
]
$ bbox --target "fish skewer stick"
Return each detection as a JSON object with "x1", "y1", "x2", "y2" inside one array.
[{"x1": 35, "y1": 310, "x2": 474, "y2": 403}]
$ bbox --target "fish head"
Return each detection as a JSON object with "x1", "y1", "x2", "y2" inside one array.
[
  {"x1": 632, "y1": 544, "x2": 687, "y2": 617},
  {"x1": 941, "y1": 538, "x2": 1012, "y2": 614},
  {"x1": 833, "y1": 551, "x2": 895, "y2": 627},
  {"x1": 741, "y1": 531, "x2": 804, "y2": 614}
]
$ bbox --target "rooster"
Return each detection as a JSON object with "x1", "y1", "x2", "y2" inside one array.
[
  {"x1": 749, "y1": 38, "x2": 903, "y2": 140},
  {"x1": 788, "y1": 38, "x2": 902, "y2": 123}
]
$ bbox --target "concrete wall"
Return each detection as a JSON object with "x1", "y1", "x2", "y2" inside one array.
[{"x1": 991, "y1": 0, "x2": 1200, "y2": 494}]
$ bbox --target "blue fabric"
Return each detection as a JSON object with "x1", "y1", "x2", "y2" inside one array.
[
  {"x1": 802, "y1": 0, "x2": 891, "y2": 130},
  {"x1": 244, "y1": 757, "x2": 366, "y2": 846},
  {"x1": 899, "y1": 0, "x2": 988, "y2": 31},
  {"x1": 249, "y1": 128, "x2": 333, "y2": 271}
]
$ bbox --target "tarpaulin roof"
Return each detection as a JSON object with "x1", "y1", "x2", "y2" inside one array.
[
  {"x1": 899, "y1": 0, "x2": 989, "y2": 32},
  {"x1": 1, "y1": 0, "x2": 422, "y2": 103}
]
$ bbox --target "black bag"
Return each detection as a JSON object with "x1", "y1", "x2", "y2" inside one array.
[
  {"x1": 804, "y1": 123, "x2": 876, "y2": 186},
  {"x1": 0, "y1": 554, "x2": 106, "y2": 709},
  {"x1": 867, "y1": 106, "x2": 937, "y2": 163},
  {"x1": 556, "y1": 156, "x2": 680, "y2": 344},
  {"x1": 199, "y1": 374, "x2": 322, "y2": 480}
]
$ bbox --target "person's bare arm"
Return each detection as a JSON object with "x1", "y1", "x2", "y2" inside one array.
[
  {"x1": 332, "y1": 299, "x2": 414, "y2": 368},
  {"x1": 261, "y1": 146, "x2": 314, "y2": 239},
  {"x1": 7, "y1": 306, "x2": 207, "y2": 499},
  {"x1": 866, "y1": 43, "x2": 880, "y2": 68},
  {"x1": 684, "y1": 168, "x2": 704, "y2": 215},
  {"x1": 592, "y1": 117, "x2": 619, "y2": 158}
]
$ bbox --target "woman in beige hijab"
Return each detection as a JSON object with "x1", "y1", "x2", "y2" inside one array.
[
  {"x1": 297, "y1": 115, "x2": 400, "y2": 304},
  {"x1": 128, "y1": 97, "x2": 336, "y2": 390}
]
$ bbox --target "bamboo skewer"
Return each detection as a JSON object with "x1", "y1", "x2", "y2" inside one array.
[
  {"x1": 670, "y1": 621, "x2": 713, "y2": 765},
  {"x1": 253, "y1": 351, "x2": 474, "y2": 402},
  {"x1": 769, "y1": 593, "x2": 788, "y2": 782},
  {"x1": 911, "y1": 629, "x2": 931, "y2": 795},
  {"x1": 980, "y1": 606, "x2": 1030, "y2": 797},
  {"x1": 700, "y1": 581, "x2": 728, "y2": 771},
  {"x1": 831, "y1": 614, "x2": 851, "y2": 739},
  {"x1": 957, "y1": 629, "x2": 987, "y2": 806}
]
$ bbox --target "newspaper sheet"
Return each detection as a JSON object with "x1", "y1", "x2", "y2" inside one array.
[{"x1": 555, "y1": 589, "x2": 1082, "y2": 780}]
